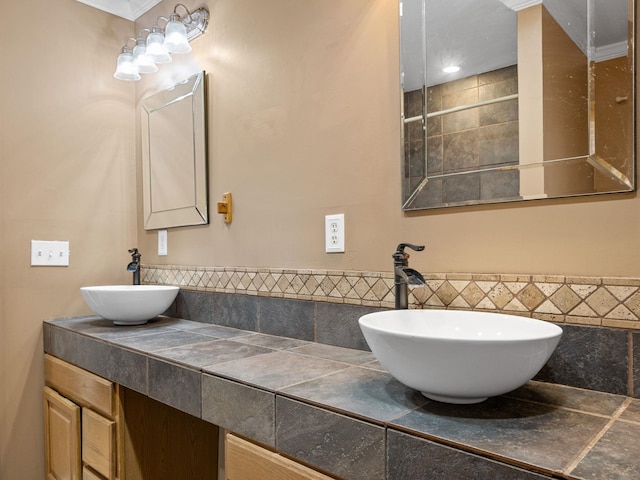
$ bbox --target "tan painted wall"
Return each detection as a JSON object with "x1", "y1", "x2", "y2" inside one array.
[
  {"x1": 542, "y1": 6, "x2": 589, "y2": 162},
  {"x1": 594, "y1": 56, "x2": 634, "y2": 191},
  {"x1": 136, "y1": 0, "x2": 640, "y2": 278},
  {"x1": 517, "y1": 5, "x2": 546, "y2": 197},
  {"x1": 1, "y1": 0, "x2": 639, "y2": 477},
  {"x1": 541, "y1": 6, "x2": 591, "y2": 196},
  {"x1": 0, "y1": 1, "x2": 136, "y2": 478}
]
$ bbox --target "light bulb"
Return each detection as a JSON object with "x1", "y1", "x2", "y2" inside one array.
[
  {"x1": 146, "y1": 26, "x2": 172, "y2": 64},
  {"x1": 114, "y1": 49, "x2": 141, "y2": 81},
  {"x1": 164, "y1": 14, "x2": 191, "y2": 54},
  {"x1": 133, "y1": 38, "x2": 158, "y2": 73}
]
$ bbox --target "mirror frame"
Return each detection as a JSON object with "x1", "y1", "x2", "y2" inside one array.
[
  {"x1": 142, "y1": 71, "x2": 208, "y2": 229},
  {"x1": 400, "y1": 0, "x2": 636, "y2": 211}
]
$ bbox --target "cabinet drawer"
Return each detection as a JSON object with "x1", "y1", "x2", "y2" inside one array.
[
  {"x1": 226, "y1": 433, "x2": 336, "y2": 480},
  {"x1": 45, "y1": 354, "x2": 116, "y2": 418},
  {"x1": 82, "y1": 408, "x2": 116, "y2": 479}
]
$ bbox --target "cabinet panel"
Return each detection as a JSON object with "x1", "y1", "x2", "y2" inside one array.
[
  {"x1": 82, "y1": 408, "x2": 116, "y2": 479},
  {"x1": 225, "y1": 433, "x2": 336, "y2": 480},
  {"x1": 45, "y1": 354, "x2": 116, "y2": 417},
  {"x1": 44, "y1": 386, "x2": 81, "y2": 480},
  {"x1": 122, "y1": 387, "x2": 218, "y2": 480},
  {"x1": 83, "y1": 466, "x2": 107, "y2": 480}
]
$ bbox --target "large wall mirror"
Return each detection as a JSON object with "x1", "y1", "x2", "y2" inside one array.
[
  {"x1": 142, "y1": 71, "x2": 208, "y2": 229},
  {"x1": 401, "y1": 0, "x2": 635, "y2": 210}
]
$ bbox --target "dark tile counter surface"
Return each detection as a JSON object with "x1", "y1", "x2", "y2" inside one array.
[{"x1": 44, "y1": 316, "x2": 640, "y2": 480}]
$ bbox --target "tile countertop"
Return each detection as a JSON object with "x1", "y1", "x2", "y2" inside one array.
[{"x1": 44, "y1": 316, "x2": 640, "y2": 480}]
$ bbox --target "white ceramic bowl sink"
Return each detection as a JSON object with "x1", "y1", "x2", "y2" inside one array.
[
  {"x1": 80, "y1": 285, "x2": 179, "y2": 325},
  {"x1": 359, "y1": 310, "x2": 562, "y2": 404}
]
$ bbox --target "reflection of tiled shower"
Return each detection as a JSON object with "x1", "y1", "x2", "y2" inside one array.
[{"x1": 404, "y1": 66, "x2": 520, "y2": 208}]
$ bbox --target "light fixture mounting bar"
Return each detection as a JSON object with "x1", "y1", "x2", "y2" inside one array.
[{"x1": 183, "y1": 8, "x2": 209, "y2": 41}]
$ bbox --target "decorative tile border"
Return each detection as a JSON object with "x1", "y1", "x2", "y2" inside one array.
[{"x1": 142, "y1": 265, "x2": 640, "y2": 330}]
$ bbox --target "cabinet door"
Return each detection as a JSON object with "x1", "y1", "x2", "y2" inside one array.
[
  {"x1": 82, "y1": 408, "x2": 116, "y2": 479},
  {"x1": 44, "y1": 386, "x2": 81, "y2": 480},
  {"x1": 225, "y1": 433, "x2": 336, "y2": 480},
  {"x1": 83, "y1": 466, "x2": 107, "y2": 480}
]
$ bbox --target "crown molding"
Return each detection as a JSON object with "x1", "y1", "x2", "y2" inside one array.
[
  {"x1": 75, "y1": 0, "x2": 161, "y2": 21},
  {"x1": 499, "y1": 0, "x2": 542, "y2": 12}
]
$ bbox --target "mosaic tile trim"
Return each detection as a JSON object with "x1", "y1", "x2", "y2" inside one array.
[{"x1": 142, "y1": 265, "x2": 640, "y2": 330}]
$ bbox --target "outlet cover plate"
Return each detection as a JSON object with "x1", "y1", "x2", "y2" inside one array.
[
  {"x1": 325, "y1": 214, "x2": 345, "y2": 253},
  {"x1": 158, "y1": 230, "x2": 168, "y2": 256}
]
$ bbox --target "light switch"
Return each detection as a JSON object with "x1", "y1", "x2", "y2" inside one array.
[{"x1": 31, "y1": 240, "x2": 70, "y2": 267}]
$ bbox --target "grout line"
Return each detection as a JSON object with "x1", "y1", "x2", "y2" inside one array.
[
  {"x1": 313, "y1": 302, "x2": 318, "y2": 343},
  {"x1": 629, "y1": 331, "x2": 634, "y2": 397},
  {"x1": 564, "y1": 397, "x2": 633, "y2": 476},
  {"x1": 274, "y1": 365, "x2": 354, "y2": 392},
  {"x1": 502, "y1": 384, "x2": 626, "y2": 420}
]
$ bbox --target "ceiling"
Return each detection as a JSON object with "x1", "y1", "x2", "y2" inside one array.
[
  {"x1": 402, "y1": 0, "x2": 630, "y2": 90},
  {"x1": 75, "y1": 0, "x2": 161, "y2": 21}
]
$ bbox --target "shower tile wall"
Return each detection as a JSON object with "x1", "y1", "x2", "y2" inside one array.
[
  {"x1": 404, "y1": 65, "x2": 520, "y2": 207},
  {"x1": 403, "y1": 88, "x2": 426, "y2": 197}
]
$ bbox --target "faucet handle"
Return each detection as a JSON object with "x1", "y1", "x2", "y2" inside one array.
[
  {"x1": 393, "y1": 243, "x2": 425, "y2": 266},
  {"x1": 396, "y1": 243, "x2": 425, "y2": 253}
]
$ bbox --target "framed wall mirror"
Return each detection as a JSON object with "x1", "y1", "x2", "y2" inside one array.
[
  {"x1": 401, "y1": 0, "x2": 635, "y2": 210},
  {"x1": 142, "y1": 71, "x2": 208, "y2": 229}
]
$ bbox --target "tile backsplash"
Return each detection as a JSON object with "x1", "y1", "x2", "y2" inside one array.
[
  {"x1": 143, "y1": 264, "x2": 640, "y2": 397},
  {"x1": 143, "y1": 265, "x2": 640, "y2": 330}
]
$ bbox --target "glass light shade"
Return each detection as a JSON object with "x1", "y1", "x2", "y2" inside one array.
[
  {"x1": 114, "y1": 51, "x2": 141, "y2": 81},
  {"x1": 133, "y1": 40, "x2": 158, "y2": 73},
  {"x1": 146, "y1": 28, "x2": 172, "y2": 63},
  {"x1": 164, "y1": 15, "x2": 191, "y2": 53}
]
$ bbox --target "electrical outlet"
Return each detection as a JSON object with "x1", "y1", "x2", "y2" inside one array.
[
  {"x1": 325, "y1": 214, "x2": 345, "y2": 253},
  {"x1": 158, "y1": 230, "x2": 168, "y2": 256}
]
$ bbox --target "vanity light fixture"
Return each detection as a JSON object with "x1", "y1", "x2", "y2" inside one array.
[
  {"x1": 114, "y1": 4, "x2": 209, "y2": 81},
  {"x1": 114, "y1": 46, "x2": 141, "y2": 81},
  {"x1": 132, "y1": 35, "x2": 158, "y2": 73}
]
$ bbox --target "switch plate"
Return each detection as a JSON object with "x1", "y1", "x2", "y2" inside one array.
[
  {"x1": 158, "y1": 230, "x2": 168, "y2": 256},
  {"x1": 325, "y1": 214, "x2": 345, "y2": 253},
  {"x1": 31, "y1": 240, "x2": 70, "y2": 266}
]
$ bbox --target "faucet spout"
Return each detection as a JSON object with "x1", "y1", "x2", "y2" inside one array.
[
  {"x1": 127, "y1": 248, "x2": 141, "y2": 285},
  {"x1": 395, "y1": 267, "x2": 425, "y2": 285},
  {"x1": 393, "y1": 243, "x2": 425, "y2": 309}
]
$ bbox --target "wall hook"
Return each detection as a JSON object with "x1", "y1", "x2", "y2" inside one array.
[{"x1": 217, "y1": 192, "x2": 232, "y2": 224}]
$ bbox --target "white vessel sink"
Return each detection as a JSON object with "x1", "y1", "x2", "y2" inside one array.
[
  {"x1": 80, "y1": 285, "x2": 179, "y2": 325},
  {"x1": 359, "y1": 309, "x2": 562, "y2": 404}
]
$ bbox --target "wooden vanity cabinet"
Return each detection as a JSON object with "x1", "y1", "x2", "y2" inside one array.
[
  {"x1": 225, "y1": 432, "x2": 337, "y2": 480},
  {"x1": 44, "y1": 355, "x2": 121, "y2": 480},
  {"x1": 44, "y1": 354, "x2": 333, "y2": 480},
  {"x1": 44, "y1": 355, "x2": 219, "y2": 480}
]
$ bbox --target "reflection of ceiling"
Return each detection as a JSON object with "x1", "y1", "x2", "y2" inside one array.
[
  {"x1": 544, "y1": 0, "x2": 628, "y2": 59},
  {"x1": 401, "y1": 0, "x2": 630, "y2": 90},
  {"x1": 74, "y1": 0, "x2": 161, "y2": 21}
]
